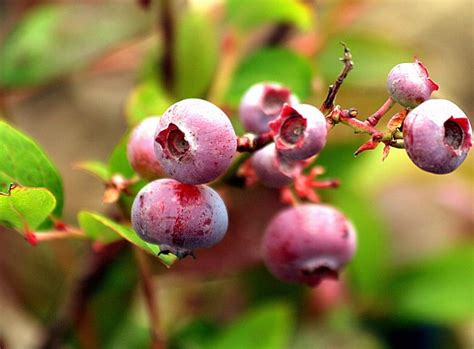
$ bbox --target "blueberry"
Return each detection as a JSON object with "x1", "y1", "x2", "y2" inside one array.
[
  {"x1": 154, "y1": 99, "x2": 236, "y2": 184},
  {"x1": 127, "y1": 116, "x2": 163, "y2": 180},
  {"x1": 403, "y1": 99, "x2": 472, "y2": 174},
  {"x1": 387, "y1": 60, "x2": 439, "y2": 109},
  {"x1": 239, "y1": 82, "x2": 299, "y2": 134},
  {"x1": 270, "y1": 104, "x2": 328, "y2": 160},
  {"x1": 262, "y1": 204, "x2": 356, "y2": 287},
  {"x1": 251, "y1": 143, "x2": 297, "y2": 188},
  {"x1": 131, "y1": 178, "x2": 228, "y2": 258}
]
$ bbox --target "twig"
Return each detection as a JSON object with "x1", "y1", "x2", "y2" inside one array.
[
  {"x1": 160, "y1": 0, "x2": 175, "y2": 94},
  {"x1": 366, "y1": 97, "x2": 395, "y2": 126},
  {"x1": 320, "y1": 43, "x2": 354, "y2": 113},
  {"x1": 236, "y1": 132, "x2": 274, "y2": 152},
  {"x1": 134, "y1": 248, "x2": 166, "y2": 349}
]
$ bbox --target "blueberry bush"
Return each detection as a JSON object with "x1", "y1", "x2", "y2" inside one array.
[{"x1": 0, "y1": 1, "x2": 473, "y2": 348}]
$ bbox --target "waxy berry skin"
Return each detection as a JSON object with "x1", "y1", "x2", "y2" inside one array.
[
  {"x1": 387, "y1": 60, "x2": 439, "y2": 109},
  {"x1": 131, "y1": 179, "x2": 228, "y2": 258},
  {"x1": 154, "y1": 99, "x2": 236, "y2": 185},
  {"x1": 403, "y1": 99, "x2": 472, "y2": 174},
  {"x1": 262, "y1": 204, "x2": 356, "y2": 287},
  {"x1": 127, "y1": 117, "x2": 163, "y2": 180},
  {"x1": 251, "y1": 144, "x2": 296, "y2": 188},
  {"x1": 270, "y1": 104, "x2": 328, "y2": 161},
  {"x1": 239, "y1": 82, "x2": 299, "y2": 134}
]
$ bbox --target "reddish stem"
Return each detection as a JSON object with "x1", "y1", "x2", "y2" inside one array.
[
  {"x1": 366, "y1": 97, "x2": 395, "y2": 126},
  {"x1": 237, "y1": 131, "x2": 274, "y2": 152}
]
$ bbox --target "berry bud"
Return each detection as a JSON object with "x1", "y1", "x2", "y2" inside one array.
[
  {"x1": 403, "y1": 99, "x2": 472, "y2": 174},
  {"x1": 127, "y1": 116, "x2": 163, "y2": 180},
  {"x1": 239, "y1": 82, "x2": 299, "y2": 134},
  {"x1": 251, "y1": 144, "x2": 299, "y2": 188},
  {"x1": 154, "y1": 99, "x2": 236, "y2": 184},
  {"x1": 387, "y1": 59, "x2": 439, "y2": 109},
  {"x1": 262, "y1": 204, "x2": 356, "y2": 287},
  {"x1": 131, "y1": 178, "x2": 228, "y2": 258},
  {"x1": 269, "y1": 104, "x2": 328, "y2": 160}
]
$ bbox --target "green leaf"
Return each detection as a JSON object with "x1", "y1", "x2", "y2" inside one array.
[
  {"x1": 174, "y1": 11, "x2": 219, "y2": 99},
  {"x1": 0, "y1": 120, "x2": 63, "y2": 218},
  {"x1": 226, "y1": 0, "x2": 312, "y2": 32},
  {"x1": 0, "y1": 3, "x2": 152, "y2": 88},
  {"x1": 225, "y1": 48, "x2": 312, "y2": 106},
  {"x1": 77, "y1": 211, "x2": 176, "y2": 266},
  {"x1": 125, "y1": 81, "x2": 171, "y2": 127},
  {"x1": 0, "y1": 185, "x2": 56, "y2": 230},
  {"x1": 109, "y1": 134, "x2": 134, "y2": 178},
  {"x1": 205, "y1": 303, "x2": 294, "y2": 349},
  {"x1": 75, "y1": 160, "x2": 110, "y2": 181},
  {"x1": 317, "y1": 33, "x2": 412, "y2": 87},
  {"x1": 387, "y1": 245, "x2": 474, "y2": 324}
]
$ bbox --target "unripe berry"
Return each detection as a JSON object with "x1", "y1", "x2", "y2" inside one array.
[
  {"x1": 251, "y1": 144, "x2": 297, "y2": 188},
  {"x1": 262, "y1": 204, "x2": 356, "y2": 287},
  {"x1": 154, "y1": 99, "x2": 236, "y2": 184},
  {"x1": 239, "y1": 82, "x2": 299, "y2": 134},
  {"x1": 387, "y1": 60, "x2": 439, "y2": 109},
  {"x1": 131, "y1": 178, "x2": 228, "y2": 258},
  {"x1": 127, "y1": 116, "x2": 163, "y2": 180},
  {"x1": 403, "y1": 99, "x2": 472, "y2": 174},
  {"x1": 269, "y1": 104, "x2": 328, "y2": 160}
]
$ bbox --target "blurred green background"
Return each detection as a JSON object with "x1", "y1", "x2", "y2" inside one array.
[{"x1": 0, "y1": 0, "x2": 472, "y2": 348}]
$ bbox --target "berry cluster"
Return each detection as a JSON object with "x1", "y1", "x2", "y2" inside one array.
[{"x1": 127, "y1": 53, "x2": 472, "y2": 287}]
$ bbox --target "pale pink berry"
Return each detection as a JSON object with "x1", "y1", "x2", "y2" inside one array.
[
  {"x1": 387, "y1": 59, "x2": 439, "y2": 109},
  {"x1": 262, "y1": 204, "x2": 356, "y2": 287},
  {"x1": 403, "y1": 99, "x2": 472, "y2": 174}
]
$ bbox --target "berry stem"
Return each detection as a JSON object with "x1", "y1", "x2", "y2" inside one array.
[
  {"x1": 237, "y1": 131, "x2": 274, "y2": 152},
  {"x1": 134, "y1": 248, "x2": 166, "y2": 349},
  {"x1": 159, "y1": 0, "x2": 175, "y2": 94},
  {"x1": 366, "y1": 97, "x2": 395, "y2": 126},
  {"x1": 320, "y1": 43, "x2": 354, "y2": 113}
]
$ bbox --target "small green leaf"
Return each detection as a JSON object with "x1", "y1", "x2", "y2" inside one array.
[
  {"x1": 109, "y1": 134, "x2": 134, "y2": 178},
  {"x1": 226, "y1": 0, "x2": 312, "y2": 32},
  {"x1": 125, "y1": 81, "x2": 171, "y2": 126},
  {"x1": 78, "y1": 211, "x2": 123, "y2": 244},
  {"x1": 77, "y1": 211, "x2": 176, "y2": 266},
  {"x1": 317, "y1": 33, "x2": 412, "y2": 87},
  {"x1": 0, "y1": 3, "x2": 152, "y2": 88},
  {"x1": 0, "y1": 120, "x2": 63, "y2": 218},
  {"x1": 75, "y1": 161, "x2": 110, "y2": 181},
  {"x1": 225, "y1": 48, "x2": 312, "y2": 106},
  {"x1": 174, "y1": 10, "x2": 219, "y2": 99},
  {"x1": 0, "y1": 185, "x2": 56, "y2": 230},
  {"x1": 205, "y1": 303, "x2": 294, "y2": 349},
  {"x1": 387, "y1": 245, "x2": 474, "y2": 324}
]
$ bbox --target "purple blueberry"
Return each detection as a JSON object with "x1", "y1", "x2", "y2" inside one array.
[
  {"x1": 251, "y1": 143, "x2": 298, "y2": 188},
  {"x1": 403, "y1": 99, "x2": 472, "y2": 174},
  {"x1": 269, "y1": 104, "x2": 328, "y2": 160},
  {"x1": 154, "y1": 99, "x2": 236, "y2": 184},
  {"x1": 239, "y1": 82, "x2": 299, "y2": 134},
  {"x1": 131, "y1": 178, "x2": 228, "y2": 258},
  {"x1": 262, "y1": 204, "x2": 356, "y2": 287},
  {"x1": 127, "y1": 116, "x2": 163, "y2": 180},
  {"x1": 387, "y1": 59, "x2": 439, "y2": 109}
]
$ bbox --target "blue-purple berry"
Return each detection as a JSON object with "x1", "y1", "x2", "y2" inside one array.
[
  {"x1": 262, "y1": 204, "x2": 356, "y2": 287},
  {"x1": 403, "y1": 99, "x2": 472, "y2": 174},
  {"x1": 239, "y1": 82, "x2": 299, "y2": 134},
  {"x1": 131, "y1": 178, "x2": 228, "y2": 258},
  {"x1": 127, "y1": 116, "x2": 163, "y2": 180},
  {"x1": 154, "y1": 99, "x2": 236, "y2": 184},
  {"x1": 270, "y1": 104, "x2": 328, "y2": 160},
  {"x1": 387, "y1": 60, "x2": 439, "y2": 109},
  {"x1": 251, "y1": 144, "x2": 297, "y2": 188}
]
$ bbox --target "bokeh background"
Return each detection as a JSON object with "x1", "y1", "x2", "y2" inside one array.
[{"x1": 0, "y1": 0, "x2": 473, "y2": 348}]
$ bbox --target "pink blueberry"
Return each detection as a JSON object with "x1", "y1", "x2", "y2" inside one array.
[
  {"x1": 239, "y1": 82, "x2": 299, "y2": 134},
  {"x1": 154, "y1": 99, "x2": 236, "y2": 184},
  {"x1": 403, "y1": 99, "x2": 472, "y2": 174},
  {"x1": 262, "y1": 204, "x2": 356, "y2": 287},
  {"x1": 131, "y1": 178, "x2": 228, "y2": 258}
]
